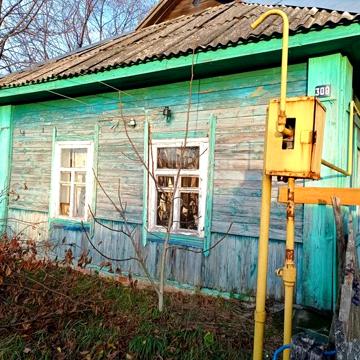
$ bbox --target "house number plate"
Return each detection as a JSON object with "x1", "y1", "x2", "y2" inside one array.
[{"x1": 315, "y1": 85, "x2": 331, "y2": 98}]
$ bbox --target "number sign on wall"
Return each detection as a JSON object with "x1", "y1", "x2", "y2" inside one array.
[{"x1": 315, "y1": 85, "x2": 331, "y2": 98}]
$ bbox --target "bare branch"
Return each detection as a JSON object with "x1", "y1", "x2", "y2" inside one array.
[
  {"x1": 0, "y1": 0, "x2": 156, "y2": 73},
  {"x1": 91, "y1": 172, "x2": 160, "y2": 296},
  {"x1": 167, "y1": 223, "x2": 234, "y2": 254},
  {"x1": 88, "y1": 206, "x2": 134, "y2": 237},
  {"x1": 81, "y1": 221, "x2": 140, "y2": 263}
]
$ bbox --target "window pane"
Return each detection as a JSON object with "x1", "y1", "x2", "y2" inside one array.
[
  {"x1": 182, "y1": 147, "x2": 199, "y2": 169},
  {"x1": 61, "y1": 149, "x2": 71, "y2": 168},
  {"x1": 60, "y1": 172, "x2": 71, "y2": 183},
  {"x1": 157, "y1": 147, "x2": 177, "y2": 169},
  {"x1": 59, "y1": 184, "x2": 70, "y2": 216},
  {"x1": 74, "y1": 149, "x2": 87, "y2": 168},
  {"x1": 61, "y1": 148, "x2": 87, "y2": 168},
  {"x1": 156, "y1": 191, "x2": 173, "y2": 227},
  {"x1": 158, "y1": 176, "x2": 174, "y2": 188},
  {"x1": 181, "y1": 176, "x2": 199, "y2": 188},
  {"x1": 180, "y1": 192, "x2": 199, "y2": 230},
  {"x1": 75, "y1": 172, "x2": 86, "y2": 184},
  {"x1": 74, "y1": 185, "x2": 86, "y2": 218},
  {"x1": 157, "y1": 147, "x2": 199, "y2": 169}
]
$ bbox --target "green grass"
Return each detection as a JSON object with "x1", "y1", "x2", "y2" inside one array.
[{"x1": 0, "y1": 335, "x2": 26, "y2": 360}]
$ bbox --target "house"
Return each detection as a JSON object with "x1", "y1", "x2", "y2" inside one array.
[{"x1": 0, "y1": 0, "x2": 359, "y2": 311}]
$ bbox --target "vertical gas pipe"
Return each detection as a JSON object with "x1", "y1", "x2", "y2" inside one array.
[
  {"x1": 251, "y1": 10, "x2": 293, "y2": 360},
  {"x1": 252, "y1": 173, "x2": 272, "y2": 360},
  {"x1": 276, "y1": 177, "x2": 296, "y2": 360}
]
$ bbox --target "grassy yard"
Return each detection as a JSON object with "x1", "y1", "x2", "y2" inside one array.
[{"x1": 0, "y1": 239, "x2": 282, "y2": 359}]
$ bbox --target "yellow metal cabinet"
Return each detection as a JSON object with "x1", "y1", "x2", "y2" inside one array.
[{"x1": 265, "y1": 96, "x2": 326, "y2": 179}]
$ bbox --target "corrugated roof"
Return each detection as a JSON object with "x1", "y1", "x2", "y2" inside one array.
[
  {"x1": 0, "y1": 1, "x2": 359, "y2": 89},
  {"x1": 251, "y1": 1, "x2": 360, "y2": 13}
]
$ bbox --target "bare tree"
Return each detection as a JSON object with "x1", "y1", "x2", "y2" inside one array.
[
  {"x1": 0, "y1": 0, "x2": 46, "y2": 72},
  {"x1": 0, "y1": 0, "x2": 156, "y2": 73},
  {"x1": 78, "y1": 57, "x2": 232, "y2": 311},
  {"x1": 85, "y1": 169, "x2": 232, "y2": 312},
  {"x1": 90, "y1": 0, "x2": 154, "y2": 42}
]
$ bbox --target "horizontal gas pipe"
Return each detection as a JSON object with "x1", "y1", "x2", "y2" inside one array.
[{"x1": 321, "y1": 100, "x2": 357, "y2": 176}]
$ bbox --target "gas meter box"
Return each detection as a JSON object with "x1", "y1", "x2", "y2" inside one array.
[{"x1": 265, "y1": 96, "x2": 326, "y2": 179}]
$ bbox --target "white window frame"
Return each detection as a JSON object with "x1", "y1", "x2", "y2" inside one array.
[
  {"x1": 50, "y1": 141, "x2": 94, "y2": 221},
  {"x1": 148, "y1": 138, "x2": 209, "y2": 238}
]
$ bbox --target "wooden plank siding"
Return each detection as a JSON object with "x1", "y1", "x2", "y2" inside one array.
[
  {"x1": 0, "y1": 106, "x2": 12, "y2": 233},
  {"x1": 50, "y1": 220, "x2": 304, "y2": 301},
  {"x1": 303, "y1": 54, "x2": 354, "y2": 310},
  {"x1": 137, "y1": 0, "x2": 231, "y2": 29},
  {"x1": 7, "y1": 208, "x2": 48, "y2": 244},
  {"x1": 164, "y1": 0, "x2": 224, "y2": 21},
  {"x1": 7, "y1": 63, "x2": 308, "y2": 301}
]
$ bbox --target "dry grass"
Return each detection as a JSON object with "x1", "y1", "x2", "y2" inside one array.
[{"x1": 0, "y1": 235, "x2": 282, "y2": 359}]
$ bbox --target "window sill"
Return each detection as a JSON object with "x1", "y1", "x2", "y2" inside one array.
[
  {"x1": 146, "y1": 231, "x2": 203, "y2": 249},
  {"x1": 49, "y1": 218, "x2": 90, "y2": 231}
]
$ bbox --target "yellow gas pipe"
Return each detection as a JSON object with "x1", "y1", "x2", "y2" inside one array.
[
  {"x1": 251, "y1": 10, "x2": 292, "y2": 138},
  {"x1": 277, "y1": 177, "x2": 296, "y2": 360},
  {"x1": 251, "y1": 10, "x2": 295, "y2": 360},
  {"x1": 252, "y1": 173, "x2": 272, "y2": 360}
]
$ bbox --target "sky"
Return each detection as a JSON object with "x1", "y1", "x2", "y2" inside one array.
[{"x1": 247, "y1": 0, "x2": 360, "y2": 12}]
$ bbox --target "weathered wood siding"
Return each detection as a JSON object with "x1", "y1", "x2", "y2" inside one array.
[
  {"x1": 139, "y1": 0, "x2": 223, "y2": 28},
  {"x1": 303, "y1": 54, "x2": 354, "y2": 310},
  {"x1": 49, "y1": 221, "x2": 303, "y2": 301},
  {"x1": 7, "y1": 208, "x2": 48, "y2": 243},
  {"x1": 8, "y1": 63, "x2": 307, "y2": 301},
  {"x1": 0, "y1": 106, "x2": 13, "y2": 233},
  {"x1": 165, "y1": 0, "x2": 223, "y2": 21}
]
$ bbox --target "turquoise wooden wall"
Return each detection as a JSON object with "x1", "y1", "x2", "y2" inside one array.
[
  {"x1": 356, "y1": 128, "x2": 360, "y2": 264},
  {"x1": 353, "y1": 112, "x2": 360, "y2": 275},
  {"x1": 7, "y1": 63, "x2": 309, "y2": 301},
  {"x1": 0, "y1": 105, "x2": 12, "y2": 234},
  {"x1": 304, "y1": 54, "x2": 354, "y2": 310}
]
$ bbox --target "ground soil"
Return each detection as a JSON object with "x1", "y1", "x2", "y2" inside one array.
[{"x1": 0, "y1": 239, "x2": 282, "y2": 359}]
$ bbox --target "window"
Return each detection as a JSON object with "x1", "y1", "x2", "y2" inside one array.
[
  {"x1": 148, "y1": 138, "x2": 209, "y2": 238},
  {"x1": 51, "y1": 141, "x2": 94, "y2": 221}
]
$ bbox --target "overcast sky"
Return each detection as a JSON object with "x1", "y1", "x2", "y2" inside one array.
[{"x1": 248, "y1": 0, "x2": 360, "y2": 12}]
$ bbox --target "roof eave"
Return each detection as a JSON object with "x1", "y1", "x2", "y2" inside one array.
[{"x1": 1, "y1": 22, "x2": 360, "y2": 105}]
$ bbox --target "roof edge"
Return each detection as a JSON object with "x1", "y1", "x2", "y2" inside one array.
[
  {"x1": 1, "y1": 1, "x2": 360, "y2": 90},
  {"x1": 0, "y1": 22, "x2": 359, "y2": 104},
  {"x1": 136, "y1": 0, "x2": 181, "y2": 30}
]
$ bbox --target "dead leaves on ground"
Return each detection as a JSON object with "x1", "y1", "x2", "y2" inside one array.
[
  {"x1": 0, "y1": 235, "x2": 129, "y2": 359},
  {"x1": 0, "y1": 234, "x2": 281, "y2": 359},
  {"x1": 0, "y1": 235, "x2": 43, "y2": 285}
]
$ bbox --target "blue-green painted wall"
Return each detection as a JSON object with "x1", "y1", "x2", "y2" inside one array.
[
  {"x1": 5, "y1": 63, "x2": 308, "y2": 302},
  {"x1": 304, "y1": 54, "x2": 354, "y2": 310},
  {"x1": 0, "y1": 105, "x2": 12, "y2": 234},
  {"x1": 5, "y1": 54, "x2": 356, "y2": 308}
]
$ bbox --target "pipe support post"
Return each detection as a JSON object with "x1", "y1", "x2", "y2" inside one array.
[{"x1": 282, "y1": 177, "x2": 296, "y2": 360}]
